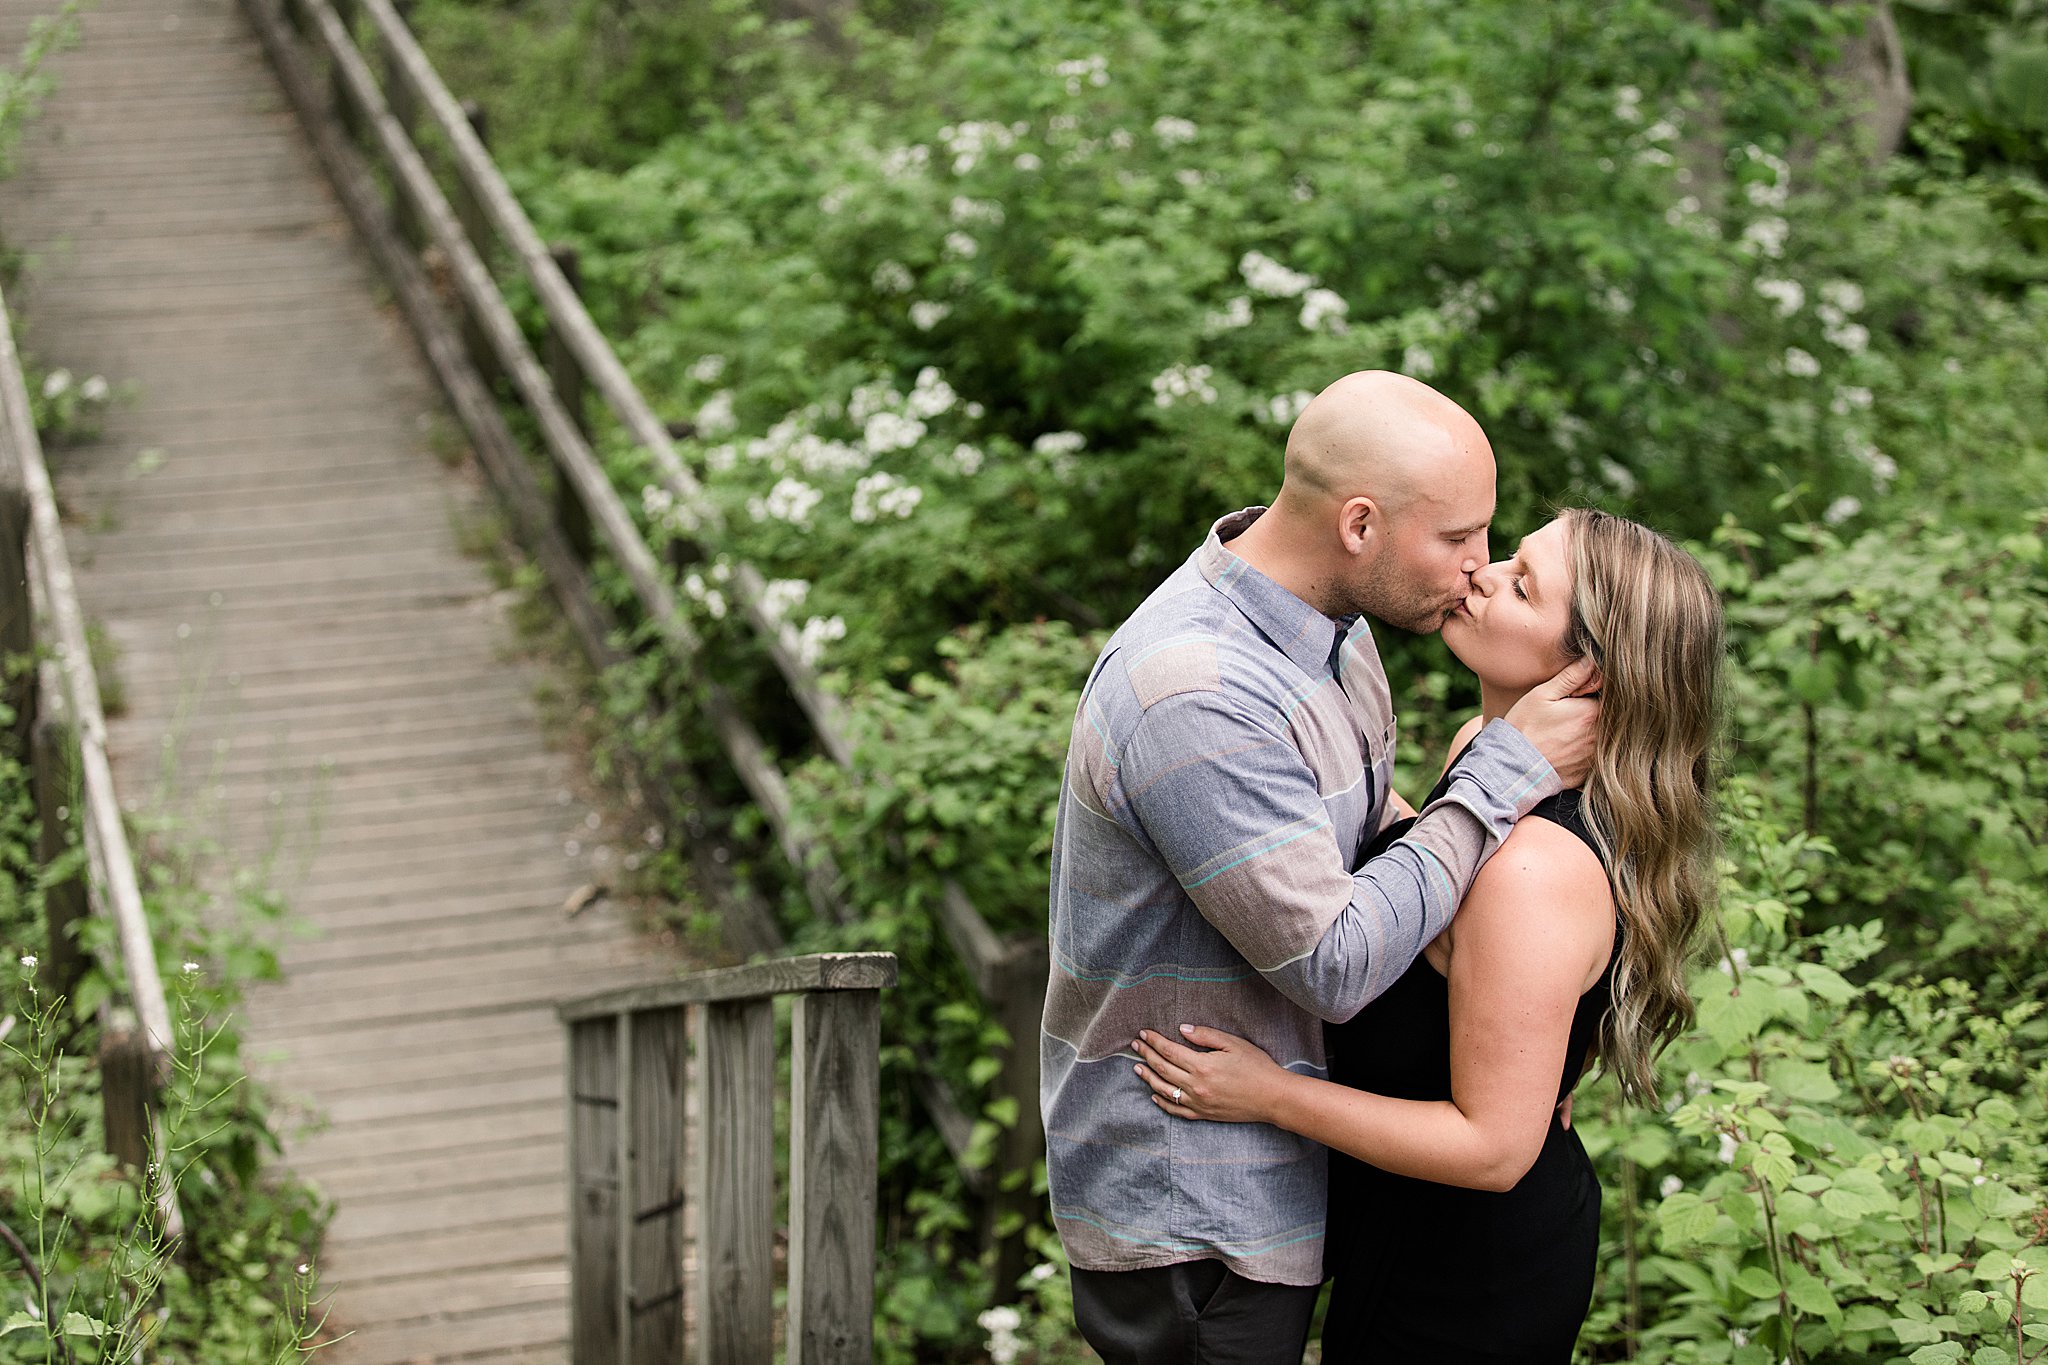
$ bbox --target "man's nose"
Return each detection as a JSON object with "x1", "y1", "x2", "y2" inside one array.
[{"x1": 1461, "y1": 534, "x2": 1489, "y2": 576}]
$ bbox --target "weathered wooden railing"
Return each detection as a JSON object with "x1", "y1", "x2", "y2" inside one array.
[
  {"x1": 559, "y1": 951, "x2": 895, "y2": 1365},
  {"x1": 0, "y1": 278, "x2": 183, "y2": 1239},
  {"x1": 241, "y1": 0, "x2": 1046, "y2": 1288}
]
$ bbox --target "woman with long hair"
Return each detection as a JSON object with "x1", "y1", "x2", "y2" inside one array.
[{"x1": 1131, "y1": 508, "x2": 1724, "y2": 1360}]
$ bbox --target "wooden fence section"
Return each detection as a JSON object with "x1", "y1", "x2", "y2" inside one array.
[
  {"x1": 559, "y1": 951, "x2": 895, "y2": 1365},
  {"x1": 0, "y1": 277, "x2": 182, "y2": 1240},
  {"x1": 243, "y1": 0, "x2": 1050, "y2": 1284}
]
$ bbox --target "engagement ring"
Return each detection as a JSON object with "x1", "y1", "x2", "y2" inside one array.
[{"x1": 1170, "y1": 1086, "x2": 1183, "y2": 1105}]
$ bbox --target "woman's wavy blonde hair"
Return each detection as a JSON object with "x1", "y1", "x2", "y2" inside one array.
[{"x1": 1558, "y1": 509, "x2": 1724, "y2": 1103}]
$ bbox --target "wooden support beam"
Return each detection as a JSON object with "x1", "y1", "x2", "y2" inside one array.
[
  {"x1": 790, "y1": 989, "x2": 880, "y2": 1365},
  {"x1": 697, "y1": 998, "x2": 774, "y2": 1365}
]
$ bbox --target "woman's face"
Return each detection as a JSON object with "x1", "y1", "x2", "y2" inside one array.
[{"x1": 1442, "y1": 517, "x2": 1577, "y2": 693}]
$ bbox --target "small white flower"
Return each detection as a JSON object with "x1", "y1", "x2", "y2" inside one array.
[
  {"x1": 909, "y1": 301, "x2": 951, "y2": 332},
  {"x1": 1108, "y1": 127, "x2": 1134, "y2": 151},
  {"x1": 1830, "y1": 385, "x2": 1872, "y2": 416},
  {"x1": 1291, "y1": 175, "x2": 1315, "y2": 203},
  {"x1": 862, "y1": 411, "x2": 926, "y2": 455},
  {"x1": 40, "y1": 369, "x2": 71, "y2": 399},
  {"x1": 1741, "y1": 216, "x2": 1790, "y2": 259},
  {"x1": 1820, "y1": 280, "x2": 1865, "y2": 313},
  {"x1": 686, "y1": 354, "x2": 727, "y2": 384},
  {"x1": 1239, "y1": 250, "x2": 1317, "y2": 299},
  {"x1": 1203, "y1": 295, "x2": 1254, "y2": 335},
  {"x1": 1659, "y1": 1175, "x2": 1683, "y2": 1198},
  {"x1": 1613, "y1": 85, "x2": 1642, "y2": 122},
  {"x1": 1717, "y1": 947, "x2": 1751, "y2": 974},
  {"x1": 1265, "y1": 390, "x2": 1315, "y2": 426},
  {"x1": 1717, "y1": 1131, "x2": 1740, "y2": 1164},
  {"x1": 80, "y1": 375, "x2": 110, "y2": 403},
  {"x1": 980, "y1": 1306, "x2": 1024, "y2": 1334},
  {"x1": 1298, "y1": 287, "x2": 1349, "y2": 333},
  {"x1": 1150, "y1": 363, "x2": 1218, "y2": 408},
  {"x1": 1596, "y1": 286, "x2": 1634, "y2": 317},
  {"x1": 950, "y1": 443, "x2": 985, "y2": 475},
  {"x1": 906, "y1": 367, "x2": 957, "y2": 419},
  {"x1": 19, "y1": 954, "x2": 36, "y2": 969},
  {"x1": 751, "y1": 477, "x2": 822, "y2": 526},
  {"x1": 758, "y1": 578, "x2": 809, "y2": 624},
  {"x1": 878, "y1": 144, "x2": 928, "y2": 180},
  {"x1": 695, "y1": 391, "x2": 738, "y2": 439},
  {"x1": 1823, "y1": 321, "x2": 1869, "y2": 354},
  {"x1": 851, "y1": 472, "x2": 923, "y2": 522},
  {"x1": 871, "y1": 261, "x2": 914, "y2": 296},
  {"x1": 1029, "y1": 1261, "x2": 1058, "y2": 1282},
  {"x1": 182, "y1": 960, "x2": 200, "y2": 975},
  {"x1": 296, "y1": 1262, "x2": 312, "y2": 1276},
  {"x1": 1753, "y1": 277, "x2": 1804, "y2": 317},
  {"x1": 1783, "y1": 347, "x2": 1821, "y2": 379},
  {"x1": 1401, "y1": 344, "x2": 1437, "y2": 379},
  {"x1": 1053, "y1": 54, "x2": 1109, "y2": 96},
  {"x1": 1823, "y1": 495, "x2": 1861, "y2": 525},
  {"x1": 1730, "y1": 1328, "x2": 1750, "y2": 1348},
  {"x1": 1032, "y1": 430, "x2": 1086, "y2": 456},
  {"x1": 793, "y1": 614, "x2": 846, "y2": 666},
  {"x1": 949, "y1": 196, "x2": 1004, "y2": 227},
  {"x1": 1175, "y1": 168, "x2": 1205, "y2": 189},
  {"x1": 1152, "y1": 115, "x2": 1198, "y2": 146},
  {"x1": 1944, "y1": 356, "x2": 1962, "y2": 375},
  {"x1": 1013, "y1": 152, "x2": 1042, "y2": 171}
]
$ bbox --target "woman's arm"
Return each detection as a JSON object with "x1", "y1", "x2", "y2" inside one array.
[{"x1": 1134, "y1": 817, "x2": 1612, "y2": 1192}]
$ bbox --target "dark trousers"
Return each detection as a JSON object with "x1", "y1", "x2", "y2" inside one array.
[{"x1": 1071, "y1": 1260, "x2": 1319, "y2": 1365}]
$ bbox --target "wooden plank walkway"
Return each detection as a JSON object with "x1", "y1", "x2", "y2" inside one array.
[{"x1": 0, "y1": 0, "x2": 692, "y2": 1359}]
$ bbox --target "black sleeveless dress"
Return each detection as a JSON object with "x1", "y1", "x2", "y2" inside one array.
[{"x1": 1321, "y1": 781, "x2": 1618, "y2": 1363}]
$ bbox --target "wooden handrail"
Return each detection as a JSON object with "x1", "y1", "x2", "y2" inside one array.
[
  {"x1": 0, "y1": 280, "x2": 183, "y2": 1240},
  {"x1": 562, "y1": 952, "x2": 893, "y2": 1364}
]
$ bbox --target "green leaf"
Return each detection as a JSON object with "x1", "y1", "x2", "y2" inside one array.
[
  {"x1": 1895, "y1": 1319, "x2": 1948, "y2": 1345},
  {"x1": 1734, "y1": 1265, "x2": 1782, "y2": 1300},
  {"x1": 1795, "y1": 962, "x2": 1858, "y2": 1002},
  {"x1": 1907, "y1": 1344, "x2": 1964, "y2": 1363},
  {"x1": 0, "y1": 1312, "x2": 41, "y2": 1339},
  {"x1": 58, "y1": 1314, "x2": 107, "y2": 1339}
]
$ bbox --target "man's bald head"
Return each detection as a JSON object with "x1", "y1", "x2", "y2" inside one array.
[{"x1": 1277, "y1": 370, "x2": 1492, "y2": 519}]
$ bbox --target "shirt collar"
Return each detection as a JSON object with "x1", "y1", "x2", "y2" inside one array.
[{"x1": 1196, "y1": 507, "x2": 1359, "y2": 678}]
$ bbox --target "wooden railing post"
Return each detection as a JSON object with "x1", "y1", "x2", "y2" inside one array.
[
  {"x1": 790, "y1": 988, "x2": 881, "y2": 1365},
  {"x1": 625, "y1": 1006, "x2": 688, "y2": 1362},
  {"x1": 546, "y1": 243, "x2": 595, "y2": 564},
  {"x1": 0, "y1": 429, "x2": 30, "y2": 753},
  {"x1": 380, "y1": 2, "x2": 424, "y2": 249},
  {"x1": 31, "y1": 664, "x2": 87, "y2": 1015},
  {"x1": 986, "y1": 937, "x2": 1049, "y2": 1298},
  {"x1": 567, "y1": 1017, "x2": 622, "y2": 1363},
  {"x1": 99, "y1": 1014, "x2": 155, "y2": 1170},
  {"x1": 452, "y1": 100, "x2": 497, "y2": 388},
  {"x1": 699, "y1": 997, "x2": 774, "y2": 1364}
]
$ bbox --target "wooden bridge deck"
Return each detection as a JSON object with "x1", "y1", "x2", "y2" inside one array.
[{"x1": 0, "y1": 0, "x2": 691, "y2": 1359}]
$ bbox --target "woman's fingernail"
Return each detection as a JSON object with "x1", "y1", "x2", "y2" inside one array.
[
  {"x1": 1133, "y1": 1064, "x2": 1144, "y2": 1076},
  {"x1": 1179, "y1": 1024, "x2": 1193, "y2": 1035}
]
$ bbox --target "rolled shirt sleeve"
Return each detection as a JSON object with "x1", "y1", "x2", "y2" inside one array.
[{"x1": 1122, "y1": 692, "x2": 1559, "y2": 1022}]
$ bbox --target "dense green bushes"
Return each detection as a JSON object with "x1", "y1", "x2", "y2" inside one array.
[{"x1": 408, "y1": 0, "x2": 2048, "y2": 1357}]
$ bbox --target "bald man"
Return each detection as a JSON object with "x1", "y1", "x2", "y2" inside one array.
[{"x1": 1041, "y1": 372, "x2": 1598, "y2": 1363}]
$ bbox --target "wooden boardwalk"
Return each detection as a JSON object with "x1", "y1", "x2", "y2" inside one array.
[{"x1": 0, "y1": 0, "x2": 690, "y2": 1359}]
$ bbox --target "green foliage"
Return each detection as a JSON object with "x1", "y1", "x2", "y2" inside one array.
[{"x1": 399, "y1": 0, "x2": 2048, "y2": 1357}]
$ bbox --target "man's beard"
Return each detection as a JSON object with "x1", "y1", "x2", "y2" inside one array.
[{"x1": 1333, "y1": 554, "x2": 1459, "y2": 635}]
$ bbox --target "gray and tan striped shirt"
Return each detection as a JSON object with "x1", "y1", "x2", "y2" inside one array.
[{"x1": 1041, "y1": 507, "x2": 1560, "y2": 1285}]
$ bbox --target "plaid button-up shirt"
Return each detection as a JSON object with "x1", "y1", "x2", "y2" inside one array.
[{"x1": 1041, "y1": 508, "x2": 1559, "y2": 1285}]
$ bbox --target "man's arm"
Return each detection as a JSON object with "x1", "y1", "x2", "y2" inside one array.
[{"x1": 1121, "y1": 692, "x2": 1563, "y2": 1022}]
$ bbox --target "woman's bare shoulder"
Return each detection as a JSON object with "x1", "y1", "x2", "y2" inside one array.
[{"x1": 1452, "y1": 814, "x2": 1615, "y2": 984}]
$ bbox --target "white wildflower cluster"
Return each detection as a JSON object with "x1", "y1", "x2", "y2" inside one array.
[
  {"x1": 1600, "y1": 459, "x2": 1638, "y2": 495},
  {"x1": 939, "y1": 121, "x2": 1025, "y2": 175},
  {"x1": 1176, "y1": 169, "x2": 1207, "y2": 190},
  {"x1": 1291, "y1": 175, "x2": 1315, "y2": 203},
  {"x1": 949, "y1": 196, "x2": 1005, "y2": 227},
  {"x1": 1203, "y1": 295, "x2": 1254, "y2": 336},
  {"x1": 682, "y1": 562, "x2": 731, "y2": 619},
  {"x1": 745, "y1": 412, "x2": 867, "y2": 479},
  {"x1": 1823, "y1": 496, "x2": 1862, "y2": 525},
  {"x1": 1595, "y1": 286, "x2": 1635, "y2": 317},
  {"x1": 1054, "y1": 55, "x2": 1109, "y2": 95},
  {"x1": 864, "y1": 411, "x2": 927, "y2": 454},
  {"x1": 1851, "y1": 438, "x2": 1898, "y2": 488},
  {"x1": 1741, "y1": 144, "x2": 1791, "y2": 211},
  {"x1": 792, "y1": 614, "x2": 847, "y2": 667},
  {"x1": 1613, "y1": 84, "x2": 1642, "y2": 123},
  {"x1": 852, "y1": 471, "x2": 925, "y2": 523},
  {"x1": 40, "y1": 370, "x2": 111, "y2": 403},
  {"x1": 1753, "y1": 277, "x2": 1804, "y2": 318},
  {"x1": 1239, "y1": 250, "x2": 1317, "y2": 300},
  {"x1": 1740, "y1": 216, "x2": 1790, "y2": 259},
  {"x1": 879, "y1": 143, "x2": 929, "y2": 180},
  {"x1": 1029, "y1": 1262, "x2": 1057, "y2": 1283},
  {"x1": 748, "y1": 476, "x2": 824, "y2": 526},
  {"x1": 1298, "y1": 287, "x2": 1349, "y2": 334},
  {"x1": 979, "y1": 1306, "x2": 1026, "y2": 1365},
  {"x1": 1830, "y1": 385, "x2": 1873, "y2": 417},
  {"x1": 1665, "y1": 194, "x2": 1704, "y2": 229},
  {"x1": 1152, "y1": 115, "x2": 1198, "y2": 146},
  {"x1": 1816, "y1": 280, "x2": 1869, "y2": 353},
  {"x1": 1659, "y1": 1174, "x2": 1683, "y2": 1198},
  {"x1": 943, "y1": 231, "x2": 979, "y2": 261},
  {"x1": 1014, "y1": 152, "x2": 1042, "y2": 172},
  {"x1": 950, "y1": 442, "x2": 985, "y2": 475},
  {"x1": 1264, "y1": 390, "x2": 1315, "y2": 426},
  {"x1": 1401, "y1": 343, "x2": 1437, "y2": 379},
  {"x1": 695, "y1": 390, "x2": 738, "y2": 439},
  {"x1": 871, "y1": 260, "x2": 915, "y2": 296},
  {"x1": 1032, "y1": 430, "x2": 1086, "y2": 456},
  {"x1": 818, "y1": 184, "x2": 852, "y2": 215},
  {"x1": 687, "y1": 353, "x2": 727, "y2": 384},
  {"x1": 909, "y1": 300, "x2": 951, "y2": 332},
  {"x1": 1783, "y1": 347, "x2": 1821, "y2": 379},
  {"x1": 1717, "y1": 947, "x2": 1751, "y2": 975},
  {"x1": 1717, "y1": 1131, "x2": 1741, "y2": 1164},
  {"x1": 906, "y1": 366, "x2": 958, "y2": 419},
  {"x1": 1643, "y1": 116, "x2": 1680, "y2": 145},
  {"x1": 758, "y1": 578, "x2": 809, "y2": 624},
  {"x1": 1435, "y1": 279, "x2": 1495, "y2": 330},
  {"x1": 19, "y1": 953, "x2": 36, "y2": 969},
  {"x1": 641, "y1": 482, "x2": 697, "y2": 533},
  {"x1": 1151, "y1": 363, "x2": 1218, "y2": 408}
]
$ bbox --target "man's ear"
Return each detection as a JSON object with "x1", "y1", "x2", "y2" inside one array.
[{"x1": 1338, "y1": 495, "x2": 1379, "y2": 555}]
